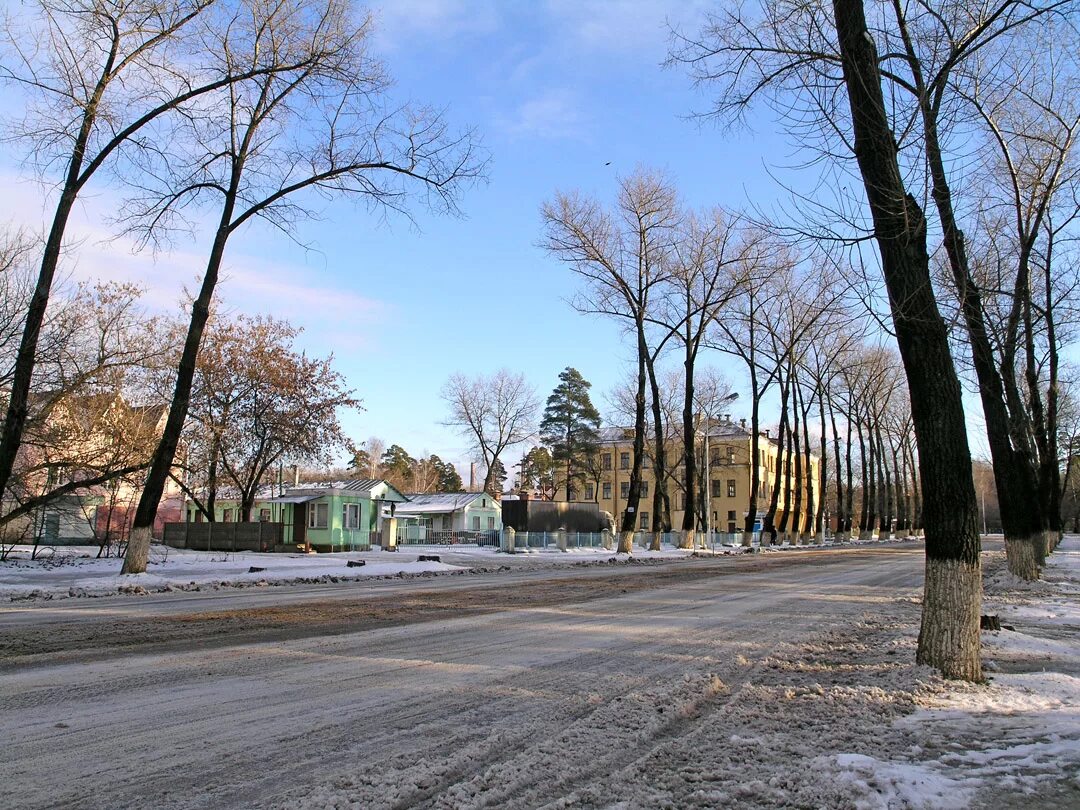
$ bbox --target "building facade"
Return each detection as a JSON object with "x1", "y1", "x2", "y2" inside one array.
[{"x1": 560, "y1": 418, "x2": 819, "y2": 538}]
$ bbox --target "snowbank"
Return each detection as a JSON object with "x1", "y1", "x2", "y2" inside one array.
[{"x1": 0, "y1": 545, "x2": 464, "y2": 600}]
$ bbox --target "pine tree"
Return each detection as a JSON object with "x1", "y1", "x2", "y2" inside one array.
[
  {"x1": 540, "y1": 368, "x2": 602, "y2": 501},
  {"x1": 434, "y1": 457, "x2": 464, "y2": 492},
  {"x1": 520, "y1": 446, "x2": 557, "y2": 499}
]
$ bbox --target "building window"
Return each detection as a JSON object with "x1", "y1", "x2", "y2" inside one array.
[
  {"x1": 728, "y1": 510, "x2": 737, "y2": 521},
  {"x1": 471, "y1": 515, "x2": 480, "y2": 530},
  {"x1": 620, "y1": 452, "x2": 630, "y2": 470},
  {"x1": 620, "y1": 481, "x2": 629, "y2": 499},
  {"x1": 603, "y1": 453, "x2": 612, "y2": 471},
  {"x1": 222, "y1": 508, "x2": 233, "y2": 522},
  {"x1": 640, "y1": 511, "x2": 650, "y2": 530},
  {"x1": 342, "y1": 502, "x2": 361, "y2": 529},
  {"x1": 641, "y1": 454, "x2": 651, "y2": 468},
  {"x1": 727, "y1": 479, "x2": 737, "y2": 498},
  {"x1": 641, "y1": 481, "x2": 649, "y2": 497},
  {"x1": 728, "y1": 447, "x2": 736, "y2": 464},
  {"x1": 602, "y1": 482, "x2": 612, "y2": 500},
  {"x1": 194, "y1": 511, "x2": 204, "y2": 523},
  {"x1": 710, "y1": 447, "x2": 720, "y2": 467},
  {"x1": 259, "y1": 508, "x2": 271, "y2": 522},
  {"x1": 487, "y1": 516, "x2": 495, "y2": 530},
  {"x1": 481, "y1": 498, "x2": 486, "y2": 507},
  {"x1": 711, "y1": 479, "x2": 722, "y2": 496},
  {"x1": 585, "y1": 483, "x2": 595, "y2": 500},
  {"x1": 308, "y1": 502, "x2": 328, "y2": 529}
]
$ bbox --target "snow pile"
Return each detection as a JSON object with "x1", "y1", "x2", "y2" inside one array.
[{"x1": 829, "y1": 753, "x2": 973, "y2": 809}]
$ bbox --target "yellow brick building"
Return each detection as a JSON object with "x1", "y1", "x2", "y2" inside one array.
[{"x1": 560, "y1": 418, "x2": 819, "y2": 537}]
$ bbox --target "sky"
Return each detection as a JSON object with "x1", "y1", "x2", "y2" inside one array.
[{"x1": 0, "y1": 0, "x2": 997, "y2": 476}]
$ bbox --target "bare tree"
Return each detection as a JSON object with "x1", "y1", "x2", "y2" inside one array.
[
  {"x1": 182, "y1": 313, "x2": 359, "y2": 521},
  {"x1": 441, "y1": 370, "x2": 538, "y2": 498},
  {"x1": 121, "y1": 0, "x2": 483, "y2": 573},
  {"x1": 542, "y1": 169, "x2": 679, "y2": 553},
  {"x1": 0, "y1": 0, "x2": 324, "y2": 506},
  {"x1": 672, "y1": 0, "x2": 984, "y2": 679},
  {"x1": 657, "y1": 208, "x2": 748, "y2": 548}
]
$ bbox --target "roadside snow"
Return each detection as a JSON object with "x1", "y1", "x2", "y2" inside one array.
[
  {"x1": 828, "y1": 536, "x2": 1080, "y2": 808},
  {"x1": 0, "y1": 545, "x2": 464, "y2": 600}
]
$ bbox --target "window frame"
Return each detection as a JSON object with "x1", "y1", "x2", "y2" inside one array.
[{"x1": 308, "y1": 502, "x2": 329, "y2": 530}]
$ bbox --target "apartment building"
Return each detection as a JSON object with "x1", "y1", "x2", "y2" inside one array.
[{"x1": 559, "y1": 417, "x2": 819, "y2": 536}]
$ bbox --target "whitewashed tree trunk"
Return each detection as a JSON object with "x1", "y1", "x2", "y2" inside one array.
[{"x1": 917, "y1": 557, "x2": 982, "y2": 681}]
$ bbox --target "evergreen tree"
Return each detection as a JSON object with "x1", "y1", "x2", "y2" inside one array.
[
  {"x1": 540, "y1": 368, "x2": 602, "y2": 500},
  {"x1": 519, "y1": 446, "x2": 558, "y2": 499},
  {"x1": 435, "y1": 457, "x2": 464, "y2": 492},
  {"x1": 380, "y1": 445, "x2": 415, "y2": 490},
  {"x1": 486, "y1": 458, "x2": 508, "y2": 497}
]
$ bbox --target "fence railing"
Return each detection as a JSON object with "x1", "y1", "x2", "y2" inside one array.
[
  {"x1": 314, "y1": 528, "x2": 378, "y2": 552},
  {"x1": 395, "y1": 527, "x2": 501, "y2": 547}
]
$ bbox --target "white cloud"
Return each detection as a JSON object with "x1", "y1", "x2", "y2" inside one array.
[
  {"x1": 371, "y1": 0, "x2": 500, "y2": 50},
  {"x1": 495, "y1": 88, "x2": 590, "y2": 141},
  {"x1": 543, "y1": 0, "x2": 710, "y2": 56},
  {"x1": 0, "y1": 171, "x2": 389, "y2": 351}
]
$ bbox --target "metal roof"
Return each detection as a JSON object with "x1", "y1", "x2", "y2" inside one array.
[
  {"x1": 397, "y1": 492, "x2": 496, "y2": 513},
  {"x1": 264, "y1": 494, "x2": 322, "y2": 504}
]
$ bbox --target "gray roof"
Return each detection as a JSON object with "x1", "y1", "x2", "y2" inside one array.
[
  {"x1": 396, "y1": 492, "x2": 496, "y2": 514},
  {"x1": 264, "y1": 494, "x2": 322, "y2": 504}
]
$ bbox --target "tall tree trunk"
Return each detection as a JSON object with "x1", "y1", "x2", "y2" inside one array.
[
  {"x1": 817, "y1": 393, "x2": 828, "y2": 540},
  {"x1": 681, "y1": 350, "x2": 698, "y2": 549},
  {"x1": 743, "y1": 371, "x2": 763, "y2": 547},
  {"x1": 791, "y1": 379, "x2": 805, "y2": 544},
  {"x1": 890, "y1": 1, "x2": 1044, "y2": 579},
  {"x1": 645, "y1": 351, "x2": 670, "y2": 551},
  {"x1": 801, "y1": 383, "x2": 815, "y2": 542},
  {"x1": 764, "y1": 372, "x2": 790, "y2": 545},
  {"x1": 779, "y1": 408, "x2": 795, "y2": 543},
  {"x1": 830, "y1": 399, "x2": 845, "y2": 540},
  {"x1": 834, "y1": 0, "x2": 982, "y2": 680},
  {"x1": 856, "y1": 416, "x2": 869, "y2": 538},
  {"x1": 844, "y1": 405, "x2": 855, "y2": 538},
  {"x1": 124, "y1": 206, "x2": 236, "y2": 574},
  {"x1": 618, "y1": 322, "x2": 648, "y2": 554}
]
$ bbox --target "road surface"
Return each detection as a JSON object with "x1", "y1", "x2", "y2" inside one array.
[{"x1": 1, "y1": 544, "x2": 925, "y2": 809}]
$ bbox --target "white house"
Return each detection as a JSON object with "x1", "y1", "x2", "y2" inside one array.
[{"x1": 394, "y1": 492, "x2": 502, "y2": 538}]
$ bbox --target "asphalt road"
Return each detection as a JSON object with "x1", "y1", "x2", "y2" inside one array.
[{"x1": 0, "y1": 543, "x2": 926, "y2": 809}]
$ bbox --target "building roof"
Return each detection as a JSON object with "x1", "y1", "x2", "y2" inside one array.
[
  {"x1": 286, "y1": 479, "x2": 409, "y2": 502},
  {"x1": 396, "y1": 492, "x2": 496, "y2": 514}
]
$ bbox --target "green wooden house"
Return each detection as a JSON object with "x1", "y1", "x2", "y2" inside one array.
[{"x1": 186, "y1": 479, "x2": 408, "y2": 552}]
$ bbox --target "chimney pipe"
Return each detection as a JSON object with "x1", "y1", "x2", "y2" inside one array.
[
  {"x1": 293, "y1": 464, "x2": 300, "y2": 486},
  {"x1": 469, "y1": 462, "x2": 476, "y2": 492}
]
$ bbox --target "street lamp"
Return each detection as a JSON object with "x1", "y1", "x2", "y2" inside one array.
[{"x1": 701, "y1": 391, "x2": 739, "y2": 549}]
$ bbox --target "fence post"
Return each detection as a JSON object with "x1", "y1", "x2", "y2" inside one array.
[
  {"x1": 556, "y1": 529, "x2": 567, "y2": 552},
  {"x1": 601, "y1": 529, "x2": 612, "y2": 550},
  {"x1": 501, "y1": 526, "x2": 515, "y2": 553},
  {"x1": 381, "y1": 517, "x2": 398, "y2": 551}
]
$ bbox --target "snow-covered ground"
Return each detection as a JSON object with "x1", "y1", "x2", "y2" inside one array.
[
  {"x1": 0, "y1": 534, "x2": 914, "y2": 602},
  {"x1": 0, "y1": 542, "x2": 729, "y2": 601},
  {"x1": 825, "y1": 536, "x2": 1080, "y2": 808}
]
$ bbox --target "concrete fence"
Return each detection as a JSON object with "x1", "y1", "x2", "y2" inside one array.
[{"x1": 162, "y1": 521, "x2": 283, "y2": 552}]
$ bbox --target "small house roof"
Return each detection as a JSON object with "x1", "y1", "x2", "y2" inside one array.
[
  {"x1": 285, "y1": 479, "x2": 409, "y2": 502},
  {"x1": 396, "y1": 492, "x2": 497, "y2": 515},
  {"x1": 264, "y1": 494, "x2": 322, "y2": 504}
]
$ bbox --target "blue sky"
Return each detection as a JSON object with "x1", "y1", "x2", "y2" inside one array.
[{"x1": 0, "y1": 0, "x2": 997, "y2": 475}]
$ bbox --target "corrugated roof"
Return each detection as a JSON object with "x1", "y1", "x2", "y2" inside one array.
[{"x1": 397, "y1": 492, "x2": 495, "y2": 513}]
